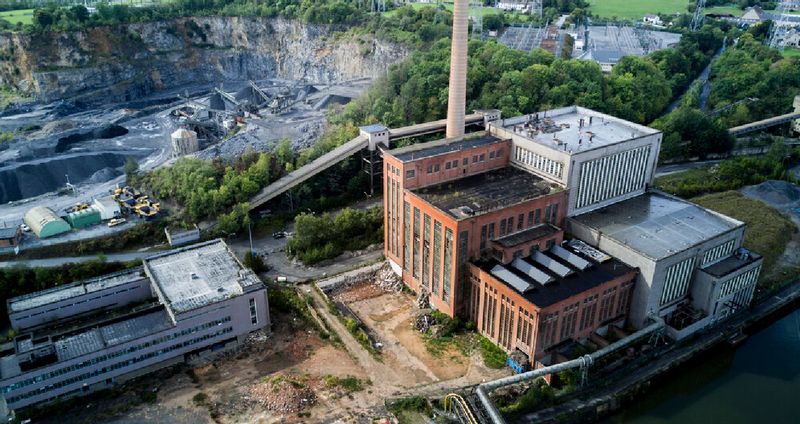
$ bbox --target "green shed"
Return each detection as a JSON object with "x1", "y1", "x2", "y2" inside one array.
[
  {"x1": 66, "y1": 207, "x2": 101, "y2": 229},
  {"x1": 23, "y1": 207, "x2": 71, "y2": 238}
]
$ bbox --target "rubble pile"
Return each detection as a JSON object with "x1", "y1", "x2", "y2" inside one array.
[
  {"x1": 248, "y1": 378, "x2": 317, "y2": 413},
  {"x1": 415, "y1": 287, "x2": 430, "y2": 309},
  {"x1": 376, "y1": 262, "x2": 403, "y2": 292},
  {"x1": 414, "y1": 312, "x2": 435, "y2": 333}
]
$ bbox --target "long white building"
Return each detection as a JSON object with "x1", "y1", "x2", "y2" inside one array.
[{"x1": 489, "y1": 106, "x2": 662, "y2": 216}]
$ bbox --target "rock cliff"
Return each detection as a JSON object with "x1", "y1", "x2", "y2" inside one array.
[{"x1": 0, "y1": 17, "x2": 406, "y2": 103}]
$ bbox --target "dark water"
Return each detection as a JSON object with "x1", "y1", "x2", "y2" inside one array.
[{"x1": 606, "y1": 308, "x2": 800, "y2": 424}]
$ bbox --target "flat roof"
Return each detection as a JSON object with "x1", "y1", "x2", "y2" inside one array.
[
  {"x1": 493, "y1": 224, "x2": 561, "y2": 248},
  {"x1": 474, "y1": 243, "x2": 635, "y2": 308},
  {"x1": 498, "y1": 106, "x2": 659, "y2": 155},
  {"x1": 412, "y1": 167, "x2": 561, "y2": 219},
  {"x1": 571, "y1": 192, "x2": 743, "y2": 261},
  {"x1": 388, "y1": 134, "x2": 505, "y2": 163},
  {"x1": 0, "y1": 227, "x2": 17, "y2": 238},
  {"x1": 701, "y1": 248, "x2": 762, "y2": 278},
  {"x1": 144, "y1": 239, "x2": 262, "y2": 314},
  {"x1": 54, "y1": 308, "x2": 172, "y2": 362},
  {"x1": 8, "y1": 268, "x2": 145, "y2": 313}
]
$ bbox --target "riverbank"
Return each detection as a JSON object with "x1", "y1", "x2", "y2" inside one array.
[{"x1": 514, "y1": 280, "x2": 800, "y2": 424}]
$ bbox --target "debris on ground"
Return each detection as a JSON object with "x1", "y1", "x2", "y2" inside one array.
[
  {"x1": 247, "y1": 376, "x2": 317, "y2": 413},
  {"x1": 416, "y1": 287, "x2": 430, "y2": 309},
  {"x1": 376, "y1": 262, "x2": 403, "y2": 292}
]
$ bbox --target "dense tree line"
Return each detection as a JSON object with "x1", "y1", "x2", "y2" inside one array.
[
  {"x1": 287, "y1": 207, "x2": 383, "y2": 264},
  {"x1": 340, "y1": 27, "x2": 722, "y2": 129}
]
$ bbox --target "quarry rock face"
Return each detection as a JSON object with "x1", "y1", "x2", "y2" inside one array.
[{"x1": 0, "y1": 17, "x2": 407, "y2": 103}]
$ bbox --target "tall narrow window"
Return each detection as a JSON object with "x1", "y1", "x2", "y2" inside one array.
[{"x1": 249, "y1": 298, "x2": 258, "y2": 325}]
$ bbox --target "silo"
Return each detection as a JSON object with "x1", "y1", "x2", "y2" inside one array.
[{"x1": 171, "y1": 128, "x2": 199, "y2": 157}]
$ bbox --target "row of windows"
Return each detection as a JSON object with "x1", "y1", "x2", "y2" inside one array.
[
  {"x1": 575, "y1": 145, "x2": 651, "y2": 210},
  {"x1": 16, "y1": 285, "x2": 143, "y2": 320},
  {"x1": 719, "y1": 266, "x2": 761, "y2": 299},
  {"x1": 479, "y1": 204, "x2": 559, "y2": 251},
  {"x1": 413, "y1": 149, "x2": 506, "y2": 176},
  {"x1": 702, "y1": 239, "x2": 736, "y2": 266},
  {"x1": 442, "y1": 228, "x2": 453, "y2": 304},
  {"x1": 481, "y1": 284, "x2": 498, "y2": 338},
  {"x1": 516, "y1": 307, "x2": 535, "y2": 348},
  {"x1": 498, "y1": 295, "x2": 515, "y2": 349},
  {"x1": 514, "y1": 146, "x2": 564, "y2": 179},
  {"x1": 2, "y1": 317, "x2": 232, "y2": 394},
  {"x1": 7, "y1": 327, "x2": 233, "y2": 405}
]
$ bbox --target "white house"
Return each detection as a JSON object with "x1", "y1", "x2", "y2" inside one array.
[{"x1": 643, "y1": 14, "x2": 663, "y2": 26}]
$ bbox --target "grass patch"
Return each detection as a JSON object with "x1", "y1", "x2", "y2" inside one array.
[
  {"x1": 705, "y1": 5, "x2": 744, "y2": 16},
  {"x1": 479, "y1": 336, "x2": 507, "y2": 369},
  {"x1": 784, "y1": 48, "x2": 800, "y2": 58},
  {"x1": 0, "y1": 9, "x2": 33, "y2": 25},
  {"x1": 386, "y1": 396, "x2": 432, "y2": 424},
  {"x1": 587, "y1": 0, "x2": 690, "y2": 19},
  {"x1": 324, "y1": 375, "x2": 364, "y2": 394},
  {"x1": 692, "y1": 191, "x2": 795, "y2": 275}
]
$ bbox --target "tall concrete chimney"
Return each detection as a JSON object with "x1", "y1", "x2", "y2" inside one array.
[{"x1": 445, "y1": 0, "x2": 469, "y2": 139}]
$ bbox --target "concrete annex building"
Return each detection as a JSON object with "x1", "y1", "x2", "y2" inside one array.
[
  {"x1": 0, "y1": 239, "x2": 269, "y2": 415},
  {"x1": 379, "y1": 105, "x2": 762, "y2": 367}
]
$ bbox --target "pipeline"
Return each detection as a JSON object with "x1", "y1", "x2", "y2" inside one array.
[
  {"x1": 475, "y1": 316, "x2": 665, "y2": 424},
  {"x1": 444, "y1": 393, "x2": 480, "y2": 424}
]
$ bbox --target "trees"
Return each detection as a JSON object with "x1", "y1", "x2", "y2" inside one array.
[
  {"x1": 605, "y1": 56, "x2": 672, "y2": 123},
  {"x1": 653, "y1": 106, "x2": 732, "y2": 160},
  {"x1": 287, "y1": 207, "x2": 383, "y2": 264}
]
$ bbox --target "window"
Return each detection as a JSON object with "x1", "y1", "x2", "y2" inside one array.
[
  {"x1": 423, "y1": 215, "x2": 431, "y2": 287},
  {"x1": 453, "y1": 160, "x2": 459, "y2": 168},
  {"x1": 488, "y1": 223, "x2": 495, "y2": 240},
  {"x1": 508, "y1": 216, "x2": 514, "y2": 233},
  {"x1": 434, "y1": 164, "x2": 440, "y2": 172},
  {"x1": 527, "y1": 211, "x2": 534, "y2": 227},
  {"x1": 517, "y1": 214, "x2": 524, "y2": 230},
  {"x1": 433, "y1": 221, "x2": 442, "y2": 294},
  {"x1": 404, "y1": 202, "x2": 411, "y2": 270},
  {"x1": 445, "y1": 162, "x2": 451, "y2": 170},
  {"x1": 480, "y1": 225, "x2": 487, "y2": 250},
  {"x1": 406, "y1": 170, "x2": 415, "y2": 179},
  {"x1": 489, "y1": 151, "x2": 495, "y2": 159},
  {"x1": 413, "y1": 207, "x2": 421, "y2": 279},
  {"x1": 249, "y1": 298, "x2": 258, "y2": 325},
  {"x1": 473, "y1": 155, "x2": 478, "y2": 163},
  {"x1": 479, "y1": 153, "x2": 485, "y2": 162},
  {"x1": 497, "y1": 148, "x2": 503, "y2": 157},
  {"x1": 463, "y1": 157, "x2": 468, "y2": 166},
  {"x1": 535, "y1": 209, "x2": 541, "y2": 224},
  {"x1": 500, "y1": 219, "x2": 506, "y2": 235},
  {"x1": 427, "y1": 165, "x2": 433, "y2": 174},
  {"x1": 443, "y1": 228, "x2": 453, "y2": 304},
  {"x1": 546, "y1": 239, "x2": 555, "y2": 250},
  {"x1": 529, "y1": 244, "x2": 539, "y2": 255},
  {"x1": 544, "y1": 205, "x2": 552, "y2": 224}
]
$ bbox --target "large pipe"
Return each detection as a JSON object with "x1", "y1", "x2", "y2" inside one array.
[
  {"x1": 446, "y1": 0, "x2": 469, "y2": 139},
  {"x1": 476, "y1": 317, "x2": 665, "y2": 424}
]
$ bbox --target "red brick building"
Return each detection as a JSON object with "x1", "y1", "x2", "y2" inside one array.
[
  {"x1": 383, "y1": 133, "x2": 568, "y2": 316},
  {"x1": 466, "y1": 241, "x2": 637, "y2": 365}
]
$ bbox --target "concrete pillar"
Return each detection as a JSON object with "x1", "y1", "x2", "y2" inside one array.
[{"x1": 446, "y1": 0, "x2": 469, "y2": 139}]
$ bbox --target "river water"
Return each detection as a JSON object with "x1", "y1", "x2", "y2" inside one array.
[{"x1": 606, "y1": 308, "x2": 800, "y2": 424}]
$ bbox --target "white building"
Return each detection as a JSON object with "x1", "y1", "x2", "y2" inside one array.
[
  {"x1": 489, "y1": 106, "x2": 662, "y2": 216},
  {"x1": 643, "y1": 14, "x2": 663, "y2": 26},
  {"x1": 92, "y1": 196, "x2": 121, "y2": 220},
  {"x1": 568, "y1": 191, "x2": 762, "y2": 339},
  {"x1": 497, "y1": 0, "x2": 532, "y2": 12}
]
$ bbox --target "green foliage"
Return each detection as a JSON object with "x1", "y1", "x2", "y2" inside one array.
[
  {"x1": 498, "y1": 378, "x2": 555, "y2": 416},
  {"x1": 192, "y1": 392, "x2": 208, "y2": 406},
  {"x1": 387, "y1": 396, "x2": 431, "y2": 415},
  {"x1": 124, "y1": 157, "x2": 139, "y2": 184},
  {"x1": 136, "y1": 152, "x2": 270, "y2": 225},
  {"x1": 243, "y1": 251, "x2": 268, "y2": 273},
  {"x1": 709, "y1": 33, "x2": 800, "y2": 128},
  {"x1": 287, "y1": 206, "x2": 383, "y2": 265},
  {"x1": 324, "y1": 375, "x2": 364, "y2": 393},
  {"x1": 653, "y1": 106, "x2": 733, "y2": 161},
  {"x1": 692, "y1": 191, "x2": 795, "y2": 273},
  {"x1": 430, "y1": 310, "x2": 462, "y2": 338},
  {"x1": 654, "y1": 140, "x2": 796, "y2": 197},
  {"x1": 479, "y1": 336, "x2": 507, "y2": 369}
]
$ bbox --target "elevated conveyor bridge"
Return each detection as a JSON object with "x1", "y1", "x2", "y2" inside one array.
[{"x1": 248, "y1": 112, "x2": 488, "y2": 210}]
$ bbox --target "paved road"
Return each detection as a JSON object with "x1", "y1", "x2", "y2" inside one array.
[{"x1": 654, "y1": 159, "x2": 723, "y2": 178}]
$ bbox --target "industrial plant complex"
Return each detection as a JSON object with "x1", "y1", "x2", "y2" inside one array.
[{"x1": 378, "y1": 104, "x2": 763, "y2": 371}]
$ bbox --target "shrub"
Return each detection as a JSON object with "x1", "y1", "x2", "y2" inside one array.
[{"x1": 479, "y1": 336, "x2": 507, "y2": 369}]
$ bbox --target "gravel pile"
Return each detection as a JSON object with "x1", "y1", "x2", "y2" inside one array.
[
  {"x1": 741, "y1": 180, "x2": 800, "y2": 210},
  {"x1": 247, "y1": 378, "x2": 316, "y2": 413}
]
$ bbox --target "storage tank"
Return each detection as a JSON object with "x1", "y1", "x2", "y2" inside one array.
[
  {"x1": 66, "y1": 207, "x2": 101, "y2": 229},
  {"x1": 170, "y1": 128, "x2": 199, "y2": 157},
  {"x1": 23, "y1": 207, "x2": 71, "y2": 238}
]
